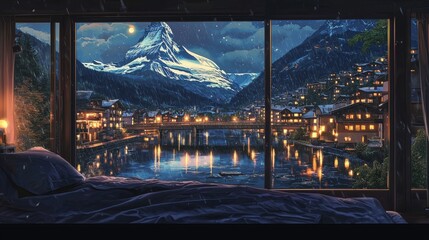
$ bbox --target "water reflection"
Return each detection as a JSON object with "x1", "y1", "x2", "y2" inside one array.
[{"x1": 77, "y1": 129, "x2": 358, "y2": 188}]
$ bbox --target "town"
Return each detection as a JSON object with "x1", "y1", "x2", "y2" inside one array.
[{"x1": 75, "y1": 51, "x2": 407, "y2": 151}]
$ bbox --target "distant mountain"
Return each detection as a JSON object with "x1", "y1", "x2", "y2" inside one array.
[
  {"x1": 76, "y1": 61, "x2": 215, "y2": 109},
  {"x1": 230, "y1": 20, "x2": 387, "y2": 107},
  {"x1": 83, "y1": 22, "x2": 239, "y2": 103},
  {"x1": 227, "y1": 73, "x2": 260, "y2": 89}
]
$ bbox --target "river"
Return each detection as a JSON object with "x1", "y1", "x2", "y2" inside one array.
[{"x1": 77, "y1": 129, "x2": 357, "y2": 189}]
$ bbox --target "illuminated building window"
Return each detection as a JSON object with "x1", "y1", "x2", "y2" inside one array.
[
  {"x1": 313, "y1": 119, "x2": 317, "y2": 124},
  {"x1": 361, "y1": 125, "x2": 366, "y2": 130},
  {"x1": 345, "y1": 125, "x2": 349, "y2": 130},
  {"x1": 355, "y1": 125, "x2": 361, "y2": 131},
  {"x1": 320, "y1": 125, "x2": 326, "y2": 132},
  {"x1": 357, "y1": 114, "x2": 361, "y2": 119},
  {"x1": 369, "y1": 124, "x2": 375, "y2": 130},
  {"x1": 349, "y1": 125, "x2": 354, "y2": 131},
  {"x1": 366, "y1": 113, "x2": 371, "y2": 119},
  {"x1": 313, "y1": 126, "x2": 318, "y2": 131},
  {"x1": 311, "y1": 132, "x2": 318, "y2": 138},
  {"x1": 329, "y1": 118, "x2": 334, "y2": 123}
]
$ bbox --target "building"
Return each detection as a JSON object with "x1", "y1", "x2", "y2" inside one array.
[
  {"x1": 76, "y1": 91, "x2": 104, "y2": 144},
  {"x1": 101, "y1": 99, "x2": 124, "y2": 130},
  {"x1": 122, "y1": 111, "x2": 136, "y2": 127},
  {"x1": 351, "y1": 86, "x2": 385, "y2": 105},
  {"x1": 313, "y1": 104, "x2": 335, "y2": 141},
  {"x1": 280, "y1": 106, "x2": 303, "y2": 124},
  {"x1": 331, "y1": 103, "x2": 383, "y2": 145}
]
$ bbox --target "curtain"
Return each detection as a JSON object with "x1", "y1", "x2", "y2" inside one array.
[
  {"x1": 0, "y1": 16, "x2": 15, "y2": 144},
  {"x1": 417, "y1": 14, "x2": 429, "y2": 207}
]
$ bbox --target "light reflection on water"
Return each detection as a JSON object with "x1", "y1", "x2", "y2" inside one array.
[{"x1": 77, "y1": 130, "x2": 356, "y2": 188}]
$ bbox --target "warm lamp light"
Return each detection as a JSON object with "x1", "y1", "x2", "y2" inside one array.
[
  {"x1": 0, "y1": 119, "x2": 7, "y2": 145},
  {"x1": 0, "y1": 120, "x2": 7, "y2": 129}
]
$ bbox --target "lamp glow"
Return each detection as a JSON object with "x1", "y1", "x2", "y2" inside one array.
[{"x1": 0, "y1": 120, "x2": 7, "y2": 129}]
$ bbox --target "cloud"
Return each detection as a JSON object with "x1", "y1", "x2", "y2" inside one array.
[
  {"x1": 218, "y1": 48, "x2": 264, "y2": 73},
  {"x1": 221, "y1": 22, "x2": 260, "y2": 37},
  {"x1": 18, "y1": 26, "x2": 51, "y2": 44},
  {"x1": 219, "y1": 27, "x2": 264, "y2": 51},
  {"x1": 77, "y1": 33, "x2": 129, "y2": 62},
  {"x1": 271, "y1": 23, "x2": 317, "y2": 61},
  {"x1": 187, "y1": 46, "x2": 214, "y2": 60}
]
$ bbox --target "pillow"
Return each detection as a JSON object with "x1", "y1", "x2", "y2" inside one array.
[{"x1": 0, "y1": 148, "x2": 85, "y2": 195}]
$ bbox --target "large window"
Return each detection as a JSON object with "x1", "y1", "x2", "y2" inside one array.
[
  {"x1": 75, "y1": 22, "x2": 265, "y2": 187},
  {"x1": 14, "y1": 23, "x2": 52, "y2": 151},
  {"x1": 73, "y1": 19, "x2": 390, "y2": 189},
  {"x1": 270, "y1": 20, "x2": 389, "y2": 189}
]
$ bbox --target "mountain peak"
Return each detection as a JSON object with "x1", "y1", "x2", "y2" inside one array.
[
  {"x1": 125, "y1": 21, "x2": 177, "y2": 61},
  {"x1": 84, "y1": 22, "x2": 238, "y2": 103}
]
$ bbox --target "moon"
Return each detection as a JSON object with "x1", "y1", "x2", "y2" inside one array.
[{"x1": 128, "y1": 26, "x2": 135, "y2": 34}]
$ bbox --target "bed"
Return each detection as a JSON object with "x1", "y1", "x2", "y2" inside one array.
[{"x1": 0, "y1": 148, "x2": 406, "y2": 224}]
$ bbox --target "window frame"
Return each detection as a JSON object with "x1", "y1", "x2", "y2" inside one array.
[{"x1": 14, "y1": 5, "x2": 418, "y2": 211}]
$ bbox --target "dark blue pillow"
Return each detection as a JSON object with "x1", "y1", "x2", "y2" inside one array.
[{"x1": 0, "y1": 148, "x2": 85, "y2": 195}]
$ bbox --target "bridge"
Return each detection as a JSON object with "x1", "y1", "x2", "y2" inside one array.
[{"x1": 127, "y1": 121, "x2": 304, "y2": 131}]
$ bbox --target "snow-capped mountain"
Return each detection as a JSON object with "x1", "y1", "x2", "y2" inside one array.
[
  {"x1": 83, "y1": 22, "x2": 238, "y2": 103},
  {"x1": 227, "y1": 73, "x2": 259, "y2": 89}
]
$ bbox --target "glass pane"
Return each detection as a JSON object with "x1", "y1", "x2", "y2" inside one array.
[
  {"x1": 75, "y1": 22, "x2": 265, "y2": 187},
  {"x1": 410, "y1": 18, "x2": 427, "y2": 189},
  {"x1": 14, "y1": 23, "x2": 51, "y2": 151},
  {"x1": 270, "y1": 20, "x2": 389, "y2": 189}
]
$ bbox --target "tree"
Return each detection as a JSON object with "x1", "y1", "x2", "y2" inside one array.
[
  {"x1": 353, "y1": 157, "x2": 389, "y2": 189},
  {"x1": 291, "y1": 127, "x2": 307, "y2": 141},
  {"x1": 14, "y1": 34, "x2": 50, "y2": 151},
  {"x1": 411, "y1": 129, "x2": 427, "y2": 188},
  {"x1": 348, "y1": 20, "x2": 388, "y2": 53}
]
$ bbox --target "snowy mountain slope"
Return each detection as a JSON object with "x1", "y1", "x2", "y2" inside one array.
[
  {"x1": 83, "y1": 22, "x2": 238, "y2": 103},
  {"x1": 231, "y1": 19, "x2": 387, "y2": 107},
  {"x1": 227, "y1": 73, "x2": 260, "y2": 89}
]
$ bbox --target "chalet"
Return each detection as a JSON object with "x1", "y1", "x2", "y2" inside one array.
[
  {"x1": 145, "y1": 111, "x2": 162, "y2": 123},
  {"x1": 351, "y1": 86, "x2": 385, "y2": 105},
  {"x1": 122, "y1": 111, "x2": 136, "y2": 126},
  {"x1": 280, "y1": 106, "x2": 303, "y2": 124},
  {"x1": 314, "y1": 104, "x2": 335, "y2": 142},
  {"x1": 330, "y1": 103, "x2": 383, "y2": 145},
  {"x1": 302, "y1": 109, "x2": 317, "y2": 138},
  {"x1": 101, "y1": 99, "x2": 124, "y2": 130},
  {"x1": 76, "y1": 91, "x2": 104, "y2": 144},
  {"x1": 271, "y1": 105, "x2": 285, "y2": 123}
]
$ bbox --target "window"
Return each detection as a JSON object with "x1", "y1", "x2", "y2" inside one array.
[
  {"x1": 369, "y1": 124, "x2": 375, "y2": 130},
  {"x1": 271, "y1": 19, "x2": 388, "y2": 189},
  {"x1": 75, "y1": 21, "x2": 265, "y2": 187},
  {"x1": 14, "y1": 23, "x2": 52, "y2": 151}
]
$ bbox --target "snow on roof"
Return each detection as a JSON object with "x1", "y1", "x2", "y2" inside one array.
[
  {"x1": 317, "y1": 104, "x2": 334, "y2": 114},
  {"x1": 302, "y1": 110, "x2": 316, "y2": 119},
  {"x1": 358, "y1": 86, "x2": 384, "y2": 93},
  {"x1": 76, "y1": 90, "x2": 93, "y2": 100},
  {"x1": 102, "y1": 99, "x2": 120, "y2": 108},
  {"x1": 122, "y1": 111, "x2": 135, "y2": 117},
  {"x1": 284, "y1": 106, "x2": 302, "y2": 113}
]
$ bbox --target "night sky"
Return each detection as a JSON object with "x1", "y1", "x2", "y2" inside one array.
[{"x1": 17, "y1": 20, "x2": 325, "y2": 73}]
